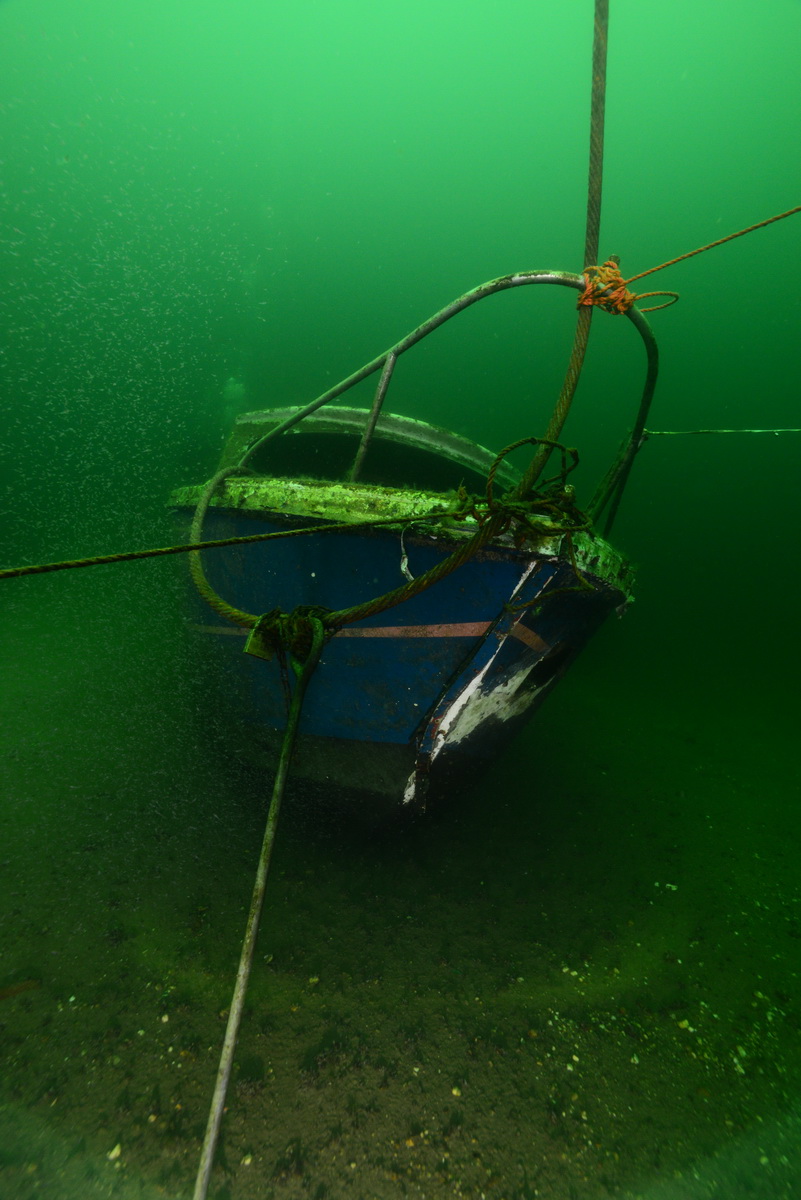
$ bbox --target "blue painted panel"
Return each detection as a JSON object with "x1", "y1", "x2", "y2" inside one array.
[
  {"x1": 186, "y1": 511, "x2": 621, "y2": 745},
  {"x1": 200, "y1": 513, "x2": 527, "y2": 623}
]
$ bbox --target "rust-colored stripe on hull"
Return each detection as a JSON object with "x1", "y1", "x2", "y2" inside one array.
[
  {"x1": 335, "y1": 622, "x2": 491, "y2": 639},
  {"x1": 508, "y1": 621, "x2": 550, "y2": 652},
  {"x1": 192, "y1": 622, "x2": 492, "y2": 639},
  {"x1": 193, "y1": 621, "x2": 549, "y2": 648}
]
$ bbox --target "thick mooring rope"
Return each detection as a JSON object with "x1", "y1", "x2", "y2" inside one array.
[
  {"x1": 0, "y1": 509, "x2": 457, "y2": 583},
  {"x1": 192, "y1": 617, "x2": 325, "y2": 1200},
  {"x1": 513, "y1": 0, "x2": 610, "y2": 500}
]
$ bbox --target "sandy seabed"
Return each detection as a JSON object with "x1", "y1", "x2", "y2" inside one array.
[{"x1": 1, "y1": 566, "x2": 800, "y2": 1200}]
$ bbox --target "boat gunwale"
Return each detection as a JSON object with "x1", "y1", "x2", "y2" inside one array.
[
  {"x1": 218, "y1": 403, "x2": 522, "y2": 491},
  {"x1": 168, "y1": 475, "x2": 634, "y2": 596}
]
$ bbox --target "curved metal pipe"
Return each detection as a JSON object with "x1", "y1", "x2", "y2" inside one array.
[
  {"x1": 239, "y1": 270, "x2": 585, "y2": 467},
  {"x1": 587, "y1": 305, "x2": 659, "y2": 531},
  {"x1": 239, "y1": 270, "x2": 660, "y2": 527}
]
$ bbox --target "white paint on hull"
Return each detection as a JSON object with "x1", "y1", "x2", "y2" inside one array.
[{"x1": 402, "y1": 562, "x2": 556, "y2": 805}]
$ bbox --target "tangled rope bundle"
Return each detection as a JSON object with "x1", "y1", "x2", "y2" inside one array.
[{"x1": 578, "y1": 255, "x2": 678, "y2": 314}]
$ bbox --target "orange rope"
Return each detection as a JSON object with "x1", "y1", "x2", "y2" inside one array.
[
  {"x1": 579, "y1": 203, "x2": 801, "y2": 316},
  {"x1": 577, "y1": 256, "x2": 677, "y2": 315}
]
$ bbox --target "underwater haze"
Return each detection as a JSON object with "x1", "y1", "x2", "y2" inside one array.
[{"x1": 2, "y1": 1, "x2": 801, "y2": 1198}]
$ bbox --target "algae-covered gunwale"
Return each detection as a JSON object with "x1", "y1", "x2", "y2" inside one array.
[{"x1": 169, "y1": 473, "x2": 633, "y2": 594}]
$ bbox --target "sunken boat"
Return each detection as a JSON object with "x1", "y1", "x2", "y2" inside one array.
[{"x1": 169, "y1": 271, "x2": 643, "y2": 815}]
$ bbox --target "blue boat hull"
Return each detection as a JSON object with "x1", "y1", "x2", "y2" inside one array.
[{"x1": 182, "y1": 508, "x2": 629, "y2": 809}]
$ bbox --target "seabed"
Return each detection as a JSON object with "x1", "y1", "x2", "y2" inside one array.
[{"x1": 1, "y1": 561, "x2": 800, "y2": 1199}]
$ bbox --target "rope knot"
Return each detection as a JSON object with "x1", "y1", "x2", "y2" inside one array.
[
  {"x1": 245, "y1": 606, "x2": 330, "y2": 664},
  {"x1": 579, "y1": 255, "x2": 680, "y2": 315},
  {"x1": 578, "y1": 256, "x2": 637, "y2": 315}
]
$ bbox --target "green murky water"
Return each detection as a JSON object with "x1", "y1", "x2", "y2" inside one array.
[{"x1": 2, "y1": 1, "x2": 801, "y2": 1197}]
